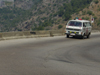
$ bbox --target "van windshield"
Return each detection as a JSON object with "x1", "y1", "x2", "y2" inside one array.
[{"x1": 68, "y1": 21, "x2": 82, "y2": 27}]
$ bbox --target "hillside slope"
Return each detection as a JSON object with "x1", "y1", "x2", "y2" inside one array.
[
  {"x1": 16, "y1": 0, "x2": 92, "y2": 31},
  {"x1": 0, "y1": 0, "x2": 93, "y2": 32},
  {"x1": 71, "y1": 0, "x2": 100, "y2": 29}
]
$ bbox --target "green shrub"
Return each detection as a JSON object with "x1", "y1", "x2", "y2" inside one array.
[
  {"x1": 82, "y1": 17, "x2": 85, "y2": 19},
  {"x1": 94, "y1": 0, "x2": 99, "y2": 4},
  {"x1": 53, "y1": 4, "x2": 57, "y2": 6},
  {"x1": 97, "y1": 22, "x2": 100, "y2": 26},
  {"x1": 48, "y1": 3, "x2": 51, "y2": 6},
  {"x1": 94, "y1": 16, "x2": 97, "y2": 20},
  {"x1": 98, "y1": 8, "x2": 100, "y2": 11},
  {"x1": 82, "y1": 11, "x2": 86, "y2": 15},
  {"x1": 53, "y1": 13, "x2": 57, "y2": 17},
  {"x1": 87, "y1": 11, "x2": 93, "y2": 15},
  {"x1": 58, "y1": 25, "x2": 63, "y2": 29},
  {"x1": 85, "y1": 17, "x2": 89, "y2": 20}
]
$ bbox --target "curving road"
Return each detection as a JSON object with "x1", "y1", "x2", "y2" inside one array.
[{"x1": 0, "y1": 33, "x2": 100, "y2": 75}]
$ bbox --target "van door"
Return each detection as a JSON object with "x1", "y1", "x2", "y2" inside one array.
[
  {"x1": 83, "y1": 23, "x2": 87, "y2": 35},
  {"x1": 85, "y1": 22, "x2": 92, "y2": 35},
  {"x1": 87, "y1": 22, "x2": 92, "y2": 33}
]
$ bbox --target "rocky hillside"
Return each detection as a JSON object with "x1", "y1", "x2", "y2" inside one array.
[
  {"x1": 0, "y1": 0, "x2": 14, "y2": 8},
  {"x1": 0, "y1": 0, "x2": 94, "y2": 32},
  {"x1": 71, "y1": 0, "x2": 100, "y2": 29},
  {"x1": 16, "y1": 0, "x2": 71, "y2": 31},
  {"x1": 14, "y1": 0, "x2": 40, "y2": 10},
  {"x1": 16, "y1": 0, "x2": 92, "y2": 31}
]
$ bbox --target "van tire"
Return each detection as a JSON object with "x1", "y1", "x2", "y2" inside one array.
[
  {"x1": 66, "y1": 34, "x2": 69, "y2": 38},
  {"x1": 87, "y1": 33, "x2": 90, "y2": 38},
  {"x1": 81, "y1": 34, "x2": 85, "y2": 39}
]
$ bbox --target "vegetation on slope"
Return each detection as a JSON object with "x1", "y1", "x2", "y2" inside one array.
[
  {"x1": 71, "y1": 0, "x2": 100, "y2": 29},
  {"x1": 35, "y1": 0, "x2": 92, "y2": 30},
  {"x1": 0, "y1": 7, "x2": 33, "y2": 31},
  {"x1": 0, "y1": 0, "x2": 93, "y2": 32}
]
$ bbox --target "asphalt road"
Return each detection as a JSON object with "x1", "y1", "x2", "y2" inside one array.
[{"x1": 0, "y1": 33, "x2": 100, "y2": 75}]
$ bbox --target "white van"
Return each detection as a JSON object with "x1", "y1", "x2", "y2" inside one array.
[{"x1": 65, "y1": 20, "x2": 92, "y2": 39}]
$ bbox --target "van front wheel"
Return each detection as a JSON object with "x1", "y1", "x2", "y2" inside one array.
[
  {"x1": 66, "y1": 34, "x2": 69, "y2": 38},
  {"x1": 81, "y1": 34, "x2": 85, "y2": 39}
]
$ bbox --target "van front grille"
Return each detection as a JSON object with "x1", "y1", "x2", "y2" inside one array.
[{"x1": 66, "y1": 28, "x2": 81, "y2": 31}]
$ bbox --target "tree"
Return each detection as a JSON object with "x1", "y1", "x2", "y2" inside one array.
[
  {"x1": 58, "y1": 7, "x2": 64, "y2": 17},
  {"x1": 63, "y1": 13, "x2": 71, "y2": 21},
  {"x1": 87, "y1": 11, "x2": 93, "y2": 15},
  {"x1": 94, "y1": 0, "x2": 99, "y2": 4},
  {"x1": 58, "y1": 25, "x2": 63, "y2": 29}
]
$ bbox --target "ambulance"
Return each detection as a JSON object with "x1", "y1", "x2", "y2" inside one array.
[{"x1": 65, "y1": 19, "x2": 92, "y2": 39}]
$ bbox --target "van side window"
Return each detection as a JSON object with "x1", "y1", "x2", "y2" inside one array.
[
  {"x1": 86, "y1": 22, "x2": 91, "y2": 26},
  {"x1": 84, "y1": 22, "x2": 91, "y2": 27}
]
